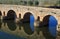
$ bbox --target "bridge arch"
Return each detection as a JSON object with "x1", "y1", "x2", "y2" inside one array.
[
  {"x1": 23, "y1": 12, "x2": 35, "y2": 23},
  {"x1": 7, "y1": 10, "x2": 17, "y2": 20},
  {"x1": 43, "y1": 15, "x2": 51, "y2": 26},
  {"x1": 43, "y1": 15, "x2": 57, "y2": 26},
  {"x1": 42, "y1": 15, "x2": 58, "y2": 37},
  {"x1": 22, "y1": 12, "x2": 35, "y2": 35}
]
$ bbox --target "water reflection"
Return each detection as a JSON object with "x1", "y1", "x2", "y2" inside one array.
[
  {"x1": 3, "y1": 19, "x2": 34, "y2": 35},
  {"x1": 17, "y1": 20, "x2": 22, "y2": 30},
  {"x1": 41, "y1": 26, "x2": 56, "y2": 39},
  {"x1": 0, "y1": 19, "x2": 57, "y2": 39},
  {"x1": 3, "y1": 20, "x2": 17, "y2": 31},
  {"x1": 23, "y1": 23, "x2": 34, "y2": 35},
  {"x1": 0, "y1": 19, "x2": 2, "y2": 29}
]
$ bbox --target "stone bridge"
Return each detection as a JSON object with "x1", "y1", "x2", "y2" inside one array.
[
  {"x1": 0, "y1": 4, "x2": 60, "y2": 24},
  {"x1": 0, "y1": 4, "x2": 60, "y2": 38}
]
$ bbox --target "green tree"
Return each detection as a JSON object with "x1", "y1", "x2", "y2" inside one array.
[
  {"x1": 23, "y1": 1, "x2": 27, "y2": 5},
  {"x1": 55, "y1": 0, "x2": 60, "y2": 6},
  {"x1": 35, "y1": 1, "x2": 39, "y2": 6},
  {"x1": 28, "y1": 1, "x2": 33, "y2": 6}
]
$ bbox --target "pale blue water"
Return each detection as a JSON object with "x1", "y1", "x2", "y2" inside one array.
[
  {"x1": 0, "y1": 31, "x2": 25, "y2": 39},
  {"x1": 0, "y1": 15, "x2": 58, "y2": 39}
]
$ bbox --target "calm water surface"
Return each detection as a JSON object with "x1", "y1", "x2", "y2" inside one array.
[{"x1": 0, "y1": 19, "x2": 59, "y2": 39}]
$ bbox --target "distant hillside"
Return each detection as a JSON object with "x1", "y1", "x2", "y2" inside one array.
[{"x1": 0, "y1": 0, "x2": 59, "y2": 6}]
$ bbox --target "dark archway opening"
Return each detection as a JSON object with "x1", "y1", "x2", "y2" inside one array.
[
  {"x1": 22, "y1": 12, "x2": 33, "y2": 23},
  {"x1": 43, "y1": 15, "x2": 51, "y2": 26},
  {"x1": 42, "y1": 15, "x2": 57, "y2": 39},
  {"x1": 7, "y1": 10, "x2": 17, "y2": 20},
  {"x1": 21, "y1": 12, "x2": 35, "y2": 35},
  {"x1": 0, "y1": 11, "x2": 2, "y2": 16},
  {"x1": 0, "y1": 11, "x2": 2, "y2": 28},
  {"x1": 19, "y1": 14, "x2": 21, "y2": 19}
]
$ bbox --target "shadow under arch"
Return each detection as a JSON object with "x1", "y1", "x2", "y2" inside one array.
[
  {"x1": 7, "y1": 10, "x2": 17, "y2": 20},
  {"x1": 0, "y1": 11, "x2": 2, "y2": 29},
  {"x1": 42, "y1": 15, "x2": 51, "y2": 26},
  {"x1": 22, "y1": 12, "x2": 33, "y2": 23},
  {"x1": 21, "y1": 12, "x2": 35, "y2": 35},
  {"x1": 42, "y1": 15, "x2": 57, "y2": 39},
  {"x1": 0, "y1": 11, "x2": 2, "y2": 16}
]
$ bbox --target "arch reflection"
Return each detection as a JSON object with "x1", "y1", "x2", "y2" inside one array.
[
  {"x1": 0, "y1": 19, "x2": 2, "y2": 29},
  {"x1": 6, "y1": 20, "x2": 17, "y2": 31},
  {"x1": 42, "y1": 15, "x2": 57, "y2": 39}
]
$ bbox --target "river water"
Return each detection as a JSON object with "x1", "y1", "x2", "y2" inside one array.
[{"x1": 0, "y1": 19, "x2": 60, "y2": 39}]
